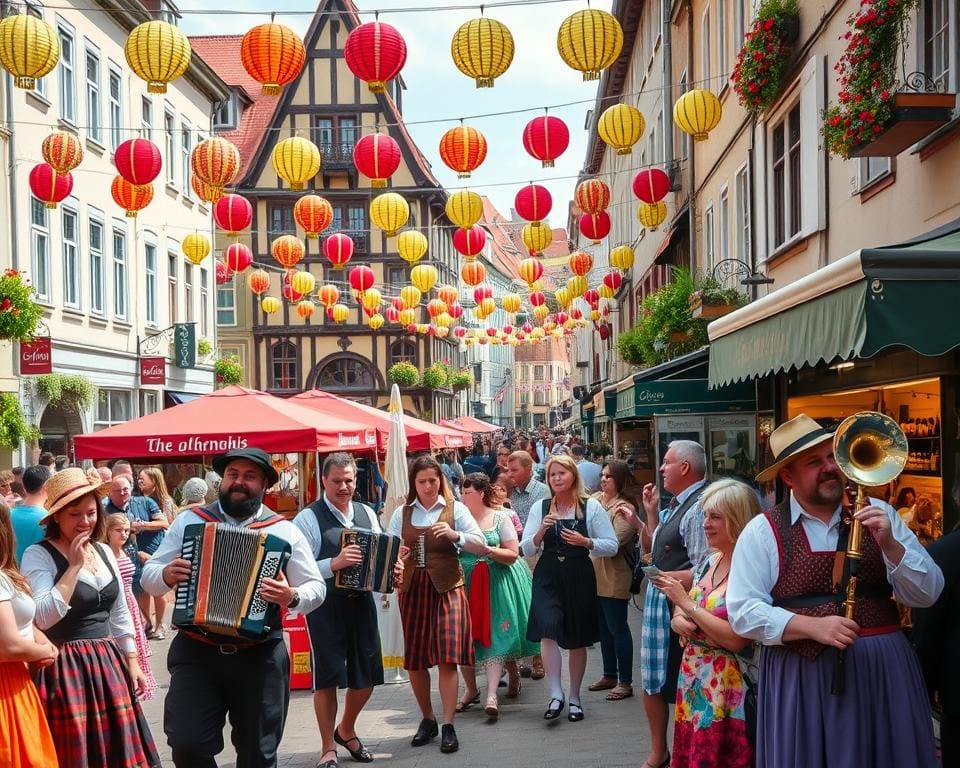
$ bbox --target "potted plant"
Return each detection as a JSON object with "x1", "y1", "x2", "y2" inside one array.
[
  {"x1": 34, "y1": 374, "x2": 95, "y2": 411},
  {"x1": 421, "y1": 362, "x2": 450, "y2": 390},
  {"x1": 449, "y1": 369, "x2": 474, "y2": 391},
  {"x1": 689, "y1": 282, "x2": 749, "y2": 319},
  {"x1": 0, "y1": 392, "x2": 39, "y2": 449},
  {"x1": 616, "y1": 327, "x2": 646, "y2": 367},
  {"x1": 0, "y1": 269, "x2": 43, "y2": 342},
  {"x1": 388, "y1": 361, "x2": 419, "y2": 388},
  {"x1": 732, "y1": 0, "x2": 800, "y2": 114},
  {"x1": 214, "y1": 355, "x2": 243, "y2": 386},
  {"x1": 197, "y1": 337, "x2": 213, "y2": 360}
]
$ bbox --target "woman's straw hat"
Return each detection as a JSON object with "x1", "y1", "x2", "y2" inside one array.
[{"x1": 41, "y1": 467, "x2": 109, "y2": 523}]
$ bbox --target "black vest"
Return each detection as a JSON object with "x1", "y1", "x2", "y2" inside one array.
[
  {"x1": 309, "y1": 497, "x2": 372, "y2": 596},
  {"x1": 651, "y1": 484, "x2": 705, "y2": 572},
  {"x1": 38, "y1": 541, "x2": 119, "y2": 645}
]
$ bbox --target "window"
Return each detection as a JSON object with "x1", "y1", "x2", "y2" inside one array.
[
  {"x1": 89, "y1": 215, "x2": 104, "y2": 314},
  {"x1": 771, "y1": 104, "x2": 801, "y2": 248},
  {"x1": 923, "y1": 0, "x2": 954, "y2": 92},
  {"x1": 199, "y1": 269, "x2": 209, "y2": 337},
  {"x1": 701, "y1": 8, "x2": 711, "y2": 87},
  {"x1": 112, "y1": 227, "x2": 127, "y2": 319},
  {"x1": 61, "y1": 206, "x2": 79, "y2": 308},
  {"x1": 26, "y1": 2, "x2": 47, "y2": 97},
  {"x1": 316, "y1": 357, "x2": 374, "y2": 389},
  {"x1": 108, "y1": 67, "x2": 122, "y2": 150},
  {"x1": 734, "y1": 164, "x2": 751, "y2": 263},
  {"x1": 534, "y1": 390, "x2": 546, "y2": 406},
  {"x1": 719, "y1": 184, "x2": 730, "y2": 267},
  {"x1": 717, "y1": 0, "x2": 727, "y2": 86},
  {"x1": 387, "y1": 266, "x2": 406, "y2": 291},
  {"x1": 167, "y1": 252, "x2": 178, "y2": 324},
  {"x1": 140, "y1": 390, "x2": 159, "y2": 417},
  {"x1": 311, "y1": 115, "x2": 360, "y2": 161},
  {"x1": 180, "y1": 123, "x2": 192, "y2": 196},
  {"x1": 390, "y1": 340, "x2": 417, "y2": 366},
  {"x1": 269, "y1": 203, "x2": 295, "y2": 237},
  {"x1": 144, "y1": 241, "x2": 158, "y2": 325},
  {"x1": 270, "y1": 342, "x2": 298, "y2": 390},
  {"x1": 85, "y1": 46, "x2": 101, "y2": 143},
  {"x1": 703, "y1": 203, "x2": 715, "y2": 271},
  {"x1": 58, "y1": 23, "x2": 75, "y2": 122},
  {"x1": 30, "y1": 198, "x2": 50, "y2": 300},
  {"x1": 140, "y1": 96, "x2": 153, "y2": 140},
  {"x1": 860, "y1": 157, "x2": 891, "y2": 190},
  {"x1": 185, "y1": 264, "x2": 194, "y2": 323},
  {"x1": 94, "y1": 389, "x2": 131, "y2": 429},
  {"x1": 677, "y1": 71, "x2": 689, "y2": 161},
  {"x1": 213, "y1": 92, "x2": 238, "y2": 130},
  {"x1": 534, "y1": 365, "x2": 544, "y2": 381},
  {"x1": 216, "y1": 281, "x2": 236, "y2": 326},
  {"x1": 158, "y1": 0, "x2": 178, "y2": 25},
  {"x1": 164, "y1": 111, "x2": 176, "y2": 185}
]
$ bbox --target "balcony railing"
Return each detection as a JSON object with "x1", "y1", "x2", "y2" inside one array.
[{"x1": 317, "y1": 142, "x2": 357, "y2": 169}]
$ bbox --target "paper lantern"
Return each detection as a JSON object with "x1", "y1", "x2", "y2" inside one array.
[
  {"x1": 182, "y1": 233, "x2": 211, "y2": 265},
  {"x1": 445, "y1": 190, "x2": 483, "y2": 230},
  {"x1": 323, "y1": 233, "x2": 354, "y2": 270},
  {"x1": 399, "y1": 307, "x2": 417, "y2": 325},
  {"x1": 554, "y1": 311, "x2": 568, "y2": 326},
  {"x1": 473, "y1": 284, "x2": 493, "y2": 304},
  {"x1": 410, "y1": 264, "x2": 438, "y2": 293},
  {"x1": 272, "y1": 235, "x2": 305, "y2": 269},
  {"x1": 454, "y1": 326, "x2": 467, "y2": 339},
  {"x1": 575, "y1": 179, "x2": 611, "y2": 215},
  {"x1": 514, "y1": 184, "x2": 552, "y2": 223},
  {"x1": 529, "y1": 290, "x2": 546, "y2": 307},
  {"x1": 518, "y1": 257, "x2": 543, "y2": 286},
  {"x1": 460, "y1": 260, "x2": 486, "y2": 287},
  {"x1": 283, "y1": 281, "x2": 304, "y2": 302},
  {"x1": 522, "y1": 222, "x2": 552, "y2": 255},
  {"x1": 215, "y1": 260, "x2": 232, "y2": 285},
  {"x1": 191, "y1": 174, "x2": 222, "y2": 203},
  {"x1": 124, "y1": 20, "x2": 191, "y2": 93},
  {"x1": 290, "y1": 270, "x2": 316, "y2": 296},
  {"x1": 439, "y1": 124, "x2": 487, "y2": 179},
  {"x1": 41, "y1": 131, "x2": 82, "y2": 176},
  {"x1": 247, "y1": 268, "x2": 271, "y2": 296},
  {"x1": 522, "y1": 115, "x2": 569, "y2": 168},
  {"x1": 110, "y1": 176, "x2": 153, "y2": 217},
  {"x1": 437, "y1": 285, "x2": 459, "y2": 306},
  {"x1": 598, "y1": 284, "x2": 615, "y2": 300},
  {"x1": 29, "y1": 163, "x2": 72, "y2": 209},
  {"x1": 632, "y1": 168, "x2": 671, "y2": 204},
  {"x1": 391, "y1": 296, "x2": 406, "y2": 311},
  {"x1": 344, "y1": 21, "x2": 407, "y2": 93},
  {"x1": 579, "y1": 211, "x2": 611, "y2": 243},
  {"x1": 297, "y1": 299, "x2": 316, "y2": 319},
  {"x1": 566, "y1": 275, "x2": 587, "y2": 298},
  {"x1": 272, "y1": 136, "x2": 321, "y2": 190},
  {"x1": 451, "y1": 17, "x2": 514, "y2": 88},
  {"x1": 453, "y1": 225, "x2": 487, "y2": 259},
  {"x1": 316, "y1": 284, "x2": 340, "y2": 308},
  {"x1": 191, "y1": 137, "x2": 240, "y2": 196},
  {"x1": 477, "y1": 297, "x2": 496, "y2": 317},
  {"x1": 638, "y1": 201, "x2": 668, "y2": 230},
  {"x1": 598, "y1": 323, "x2": 611, "y2": 341},
  {"x1": 568, "y1": 251, "x2": 593, "y2": 277},
  {"x1": 447, "y1": 302, "x2": 463, "y2": 320},
  {"x1": 114, "y1": 138, "x2": 162, "y2": 185},
  {"x1": 240, "y1": 23, "x2": 305, "y2": 95},
  {"x1": 400, "y1": 285, "x2": 422, "y2": 308},
  {"x1": 598, "y1": 103, "x2": 645, "y2": 155},
  {"x1": 353, "y1": 133, "x2": 401, "y2": 188},
  {"x1": 368, "y1": 313, "x2": 385, "y2": 331},
  {"x1": 557, "y1": 9, "x2": 623, "y2": 81},
  {"x1": 0, "y1": 14, "x2": 59, "y2": 90},
  {"x1": 427, "y1": 299, "x2": 448, "y2": 318},
  {"x1": 674, "y1": 89, "x2": 722, "y2": 141},
  {"x1": 554, "y1": 286, "x2": 571, "y2": 308},
  {"x1": 501, "y1": 293, "x2": 522, "y2": 314},
  {"x1": 361, "y1": 288, "x2": 382, "y2": 311},
  {"x1": 397, "y1": 229, "x2": 428, "y2": 265},
  {"x1": 261, "y1": 296, "x2": 281, "y2": 314},
  {"x1": 369, "y1": 192, "x2": 409, "y2": 237},
  {"x1": 485, "y1": 326, "x2": 497, "y2": 337},
  {"x1": 583, "y1": 288, "x2": 600, "y2": 306},
  {"x1": 603, "y1": 271, "x2": 623, "y2": 292},
  {"x1": 532, "y1": 305, "x2": 549, "y2": 321},
  {"x1": 385, "y1": 306, "x2": 401, "y2": 323},
  {"x1": 225, "y1": 243, "x2": 253, "y2": 273},
  {"x1": 331, "y1": 303, "x2": 351, "y2": 323},
  {"x1": 293, "y1": 195, "x2": 333, "y2": 239},
  {"x1": 349, "y1": 265, "x2": 375, "y2": 294},
  {"x1": 212, "y1": 194, "x2": 252, "y2": 237}
]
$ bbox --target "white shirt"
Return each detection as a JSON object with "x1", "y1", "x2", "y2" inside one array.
[
  {"x1": 21, "y1": 541, "x2": 136, "y2": 653},
  {"x1": 727, "y1": 493, "x2": 944, "y2": 645},
  {"x1": 0, "y1": 572, "x2": 37, "y2": 638},
  {"x1": 385, "y1": 497, "x2": 485, "y2": 550},
  {"x1": 519, "y1": 496, "x2": 619, "y2": 558},
  {"x1": 293, "y1": 494, "x2": 381, "y2": 580},
  {"x1": 141, "y1": 503, "x2": 326, "y2": 615}
]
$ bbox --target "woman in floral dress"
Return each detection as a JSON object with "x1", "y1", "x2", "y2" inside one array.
[{"x1": 653, "y1": 478, "x2": 760, "y2": 768}]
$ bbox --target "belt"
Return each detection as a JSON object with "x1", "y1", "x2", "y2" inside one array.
[{"x1": 180, "y1": 628, "x2": 273, "y2": 655}]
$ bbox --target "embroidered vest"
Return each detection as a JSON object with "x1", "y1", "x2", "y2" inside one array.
[{"x1": 398, "y1": 500, "x2": 464, "y2": 594}]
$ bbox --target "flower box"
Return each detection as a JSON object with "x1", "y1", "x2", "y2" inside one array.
[
  {"x1": 848, "y1": 92, "x2": 957, "y2": 158},
  {"x1": 688, "y1": 290, "x2": 738, "y2": 320}
]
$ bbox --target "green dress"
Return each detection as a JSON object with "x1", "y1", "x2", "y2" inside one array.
[{"x1": 460, "y1": 511, "x2": 540, "y2": 667}]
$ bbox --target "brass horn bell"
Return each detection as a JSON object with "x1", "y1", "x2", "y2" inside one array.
[{"x1": 834, "y1": 411, "x2": 908, "y2": 487}]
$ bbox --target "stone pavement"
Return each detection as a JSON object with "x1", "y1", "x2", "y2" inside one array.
[{"x1": 140, "y1": 602, "x2": 654, "y2": 767}]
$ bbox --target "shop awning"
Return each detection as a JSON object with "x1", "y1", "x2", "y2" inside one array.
[
  {"x1": 616, "y1": 376, "x2": 755, "y2": 419},
  {"x1": 708, "y1": 219, "x2": 960, "y2": 387},
  {"x1": 438, "y1": 416, "x2": 502, "y2": 434}
]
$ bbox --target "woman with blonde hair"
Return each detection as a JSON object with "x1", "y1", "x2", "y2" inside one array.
[
  {"x1": 521, "y1": 453, "x2": 618, "y2": 723},
  {"x1": 653, "y1": 478, "x2": 759, "y2": 768}
]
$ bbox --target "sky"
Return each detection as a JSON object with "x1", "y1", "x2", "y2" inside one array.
[{"x1": 181, "y1": 0, "x2": 614, "y2": 223}]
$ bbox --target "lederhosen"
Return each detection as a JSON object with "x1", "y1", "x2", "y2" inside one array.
[
  {"x1": 303, "y1": 498, "x2": 384, "y2": 690},
  {"x1": 397, "y1": 500, "x2": 473, "y2": 670}
]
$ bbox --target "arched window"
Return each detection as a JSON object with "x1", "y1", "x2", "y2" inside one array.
[
  {"x1": 390, "y1": 339, "x2": 417, "y2": 367},
  {"x1": 316, "y1": 356, "x2": 375, "y2": 390},
  {"x1": 270, "y1": 341, "x2": 298, "y2": 391}
]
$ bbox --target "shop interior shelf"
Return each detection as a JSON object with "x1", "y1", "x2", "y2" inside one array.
[{"x1": 901, "y1": 469, "x2": 940, "y2": 478}]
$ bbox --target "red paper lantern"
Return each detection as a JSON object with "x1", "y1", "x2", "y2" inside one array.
[
  {"x1": 453, "y1": 326, "x2": 467, "y2": 339},
  {"x1": 114, "y1": 138, "x2": 162, "y2": 185},
  {"x1": 29, "y1": 163, "x2": 73, "y2": 209},
  {"x1": 568, "y1": 250, "x2": 593, "y2": 276},
  {"x1": 603, "y1": 271, "x2": 623, "y2": 292},
  {"x1": 452, "y1": 225, "x2": 487, "y2": 258},
  {"x1": 213, "y1": 193, "x2": 253, "y2": 236},
  {"x1": 460, "y1": 260, "x2": 486, "y2": 287},
  {"x1": 353, "y1": 133, "x2": 401, "y2": 187},
  {"x1": 391, "y1": 296, "x2": 405, "y2": 311},
  {"x1": 485, "y1": 326, "x2": 497, "y2": 337},
  {"x1": 583, "y1": 288, "x2": 600, "y2": 306},
  {"x1": 348, "y1": 265, "x2": 375, "y2": 293},
  {"x1": 294, "y1": 194, "x2": 333, "y2": 239},
  {"x1": 529, "y1": 290, "x2": 546, "y2": 307},
  {"x1": 439, "y1": 124, "x2": 487, "y2": 178},
  {"x1": 632, "y1": 168, "x2": 671, "y2": 204},
  {"x1": 384, "y1": 306, "x2": 400, "y2": 323},
  {"x1": 224, "y1": 242, "x2": 253, "y2": 273},
  {"x1": 283, "y1": 282, "x2": 304, "y2": 303},
  {"x1": 579, "y1": 211, "x2": 611, "y2": 243},
  {"x1": 598, "y1": 324, "x2": 611, "y2": 341},
  {"x1": 522, "y1": 322, "x2": 533, "y2": 334},
  {"x1": 110, "y1": 176, "x2": 153, "y2": 217},
  {"x1": 214, "y1": 259, "x2": 232, "y2": 285},
  {"x1": 517, "y1": 257, "x2": 544, "y2": 286},
  {"x1": 514, "y1": 183, "x2": 553, "y2": 223},
  {"x1": 570, "y1": 307, "x2": 583, "y2": 320},
  {"x1": 323, "y1": 233, "x2": 354, "y2": 270},
  {"x1": 473, "y1": 284, "x2": 493, "y2": 304},
  {"x1": 555, "y1": 311, "x2": 569, "y2": 325},
  {"x1": 522, "y1": 115, "x2": 569, "y2": 168},
  {"x1": 344, "y1": 21, "x2": 407, "y2": 93},
  {"x1": 447, "y1": 302, "x2": 463, "y2": 320},
  {"x1": 575, "y1": 178, "x2": 611, "y2": 214},
  {"x1": 502, "y1": 324, "x2": 514, "y2": 336}
]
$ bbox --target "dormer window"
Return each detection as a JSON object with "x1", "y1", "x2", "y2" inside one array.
[{"x1": 213, "y1": 91, "x2": 238, "y2": 131}]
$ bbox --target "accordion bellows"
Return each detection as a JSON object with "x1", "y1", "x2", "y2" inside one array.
[{"x1": 335, "y1": 529, "x2": 402, "y2": 593}]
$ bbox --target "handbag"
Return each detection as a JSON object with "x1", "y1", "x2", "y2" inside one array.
[
  {"x1": 624, "y1": 535, "x2": 644, "y2": 595},
  {"x1": 735, "y1": 642, "x2": 760, "y2": 746}
]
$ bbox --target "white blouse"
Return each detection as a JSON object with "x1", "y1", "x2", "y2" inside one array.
[
  {"x1": 0, "y1": 571, "x2": 36, "y2": 638},
  {"x1": 520, "y1": 496, "x2": 619, "y2": 558}
]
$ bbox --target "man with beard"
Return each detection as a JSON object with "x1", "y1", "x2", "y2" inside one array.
[
  {"x1": 141, "y1": 447, "x2": 326, "y2": 768},
  {"x1": 727, "y1": 414, "x2": 943, "y2": 768}
]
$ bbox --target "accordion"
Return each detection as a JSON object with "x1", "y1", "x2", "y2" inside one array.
[
  {"x1": 334, "y1": 529, "x2": 402, "y2": 593},
  {"x1": 173, "y1": 522, "x2": 292, "y2": 640}
]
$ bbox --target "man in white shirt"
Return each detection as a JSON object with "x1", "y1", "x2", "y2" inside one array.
[
  {"x1": 293, "y1": 453, "x2": 402, "y2": 768},
  {"x1": 141, "y1": 447, "x2": 326, "y2": 768},
  {"x1": 727, "y1": 414, "x2": 943, "y2": 768}
]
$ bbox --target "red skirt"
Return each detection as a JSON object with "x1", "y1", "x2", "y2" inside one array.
[
  {"x1": 0, "y1": 661, "x2": 57, "y2": 768},
  {"x1": 399, "y1": 569, "x2": 473, "y2": 671}
]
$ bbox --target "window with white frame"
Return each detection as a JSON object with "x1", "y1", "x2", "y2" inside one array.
[
  {"x1": 108, "y1": 66, "x2": 122, "y2": 150},
  {"x1": 30, "y1": 198, "x2": 50, "y2": 300},
  {"x1": 921, "y1": 0, "x2": 956, "y2": 93},
  {"x1": 734, "y1": 0, "x2": 746, "y2": 53},
  {"x1": 734, "y1": 164, "x2": 751, "y2": 263},
  {"x1": 181, "y1": 123, "x2": 192, "y2": 197},
  {"x1": 771, "y1": 104, "x2": 801, "y2": 248},
  {"x1": 199, "y1": 268, "x2": 209, "y2": 337},
  {"x1": 717, "y1": 0, "x2": 728, "y2": 86},
  {"x1": 213, "y1": 92, "x2": 238, "y2": 130},
  {"x1": 112, "y1": 226, "x2": 127, "y2": 319},
  {"x1": 164, "y1": 110, "x2": 176, "y2": 185},
  {"x1": 139, "y1": 390, "x2": 159, "y2": 417},
  {"x1": 216, "y1": 280, "x2": 236, "y2": 326},
  {"x1": 88, "y1": 214, "x2": 104, "y2": 315},
  {"x1": 57, "y1": 22, "x2": 75, "y2": 122},
  {"x1": 61, "y1": 205, "x2": 79, "y2": 308},
  {"x1": 701, "y1": 8, "x2": 712, "y2": 88},
  {"x1": 719, "y1": 184, "x2": 730, "y2": 267},
  {"x1": 25, "y1": 2, "x2": 47, "y2": 97},
  {"x1": 94, "y1": 389, "x2": 131, "y2": 429},
  {"x1": 144, "y1": 239, "x2": 158, "y2": 326},
  {"x1": 860, "y1": 157, "x2": 891, "y2": 190},
  {"x1": 140, "y1": 96, "x2": 152, "y2": 140},
  {"x1": 703, "y1": 203, "x2": 715, "y2": 271},
  {"x1": 85, "y1": 46, "x2": 101, "y2": 143},
  {"x1": 168, "y1": 252, "x2": 178, "y2": 324},
  {"x1": 185, "y1": 264, "x2": 194, "y2": 323}
]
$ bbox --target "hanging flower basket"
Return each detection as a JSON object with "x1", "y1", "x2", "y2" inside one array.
[
  {"x1": 846, "y1": 91, "x2": 956, "y2": 158},
  {"x1": 731, "y1": 0, "x2": 800, "y2": 114},
  {"x1": 449, "y1": 369, "x2": 474, "y2": 391},
  {"x1": 388, "y1": 361, "x2": 419, "y2": 388},
  {"x1": 214, "y1": 355, "x2": 243, "y2": 386},
  {"x1": 688, "y1": 288, "x2": 747, "y2": 320},
  {"x1": 421, "y1": 362, "x2": 450, "y2": 390},
  {"x1": 0, "y1": 269, "x2": 43, "y2": 342}
]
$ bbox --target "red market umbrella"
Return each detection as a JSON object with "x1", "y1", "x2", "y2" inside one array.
[
  {"x1": 439, "y1": 416, "x2": 503, "y2": 434},
  {"x1": 73, "y1": 386, "x2": 378, "y2": 461}
]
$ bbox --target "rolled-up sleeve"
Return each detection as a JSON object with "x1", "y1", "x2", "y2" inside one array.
[
  {"x1": 452, "y1": 501, "x2": 485, "y2": 549},
  {"x1": 283, "y1": 524, "x2": 326, "y2": 615},
  {"x1": 585, "y1": 498, "x2": 618, "y2": 557},
  {"x1": 141, "y1": 513, "x2": 188, "y2": 596},
  {"x1": 882, "y1": 502, "x2": 944, "y2": 607},
  {"x1": 21, "y1": 545, "x2": 70, "y2": 630}
]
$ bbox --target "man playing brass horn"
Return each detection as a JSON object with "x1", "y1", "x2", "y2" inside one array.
[{"x1": 727, "y1": 414, "x2": 943, "y2": 768}]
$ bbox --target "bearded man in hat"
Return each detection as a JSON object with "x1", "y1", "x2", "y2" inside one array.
[
  {"x1": 141, "y1": 447, "x2": 326, "y2": 768},
  {"x1": 726, "y1": 414, "x2": 943, "y2": 768}
]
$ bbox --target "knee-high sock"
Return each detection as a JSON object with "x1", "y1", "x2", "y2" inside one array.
[
  {"x1": 540, "y1": 638, "x2": 564, "y2": 700},
  {"x1": 568, "y1": 648, "x2": 587, "y2": 706}
]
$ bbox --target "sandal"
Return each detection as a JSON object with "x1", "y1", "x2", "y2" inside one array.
[
  {"x1": 641, "y1": 753, "x2": 671, "y2": 768},
  {"x1": 506, "y1": 676, "x2": 521, "y2": 699},
  {"x1": 334, "y1": 729, "x2": 373, "y2": 763},
  {"x1": 588, "y1": 676, "x2": 617, "y2": 692},
  {"x1": 455, "y1": 689, "x2": 480, "y2": 712},
  {"x1": 316, "y1": 749, "x2": 339, "y2": 768},
  {"x1": 484, "y1": 697, "x2": 499, "y2": 720},
  {"x1": 606, "y1": 683, "x2": 634, "y2": 700}
]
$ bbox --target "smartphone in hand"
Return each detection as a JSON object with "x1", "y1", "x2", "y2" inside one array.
[{"x1": 641, "y1": 565, "x2": 663, "y2": 579}]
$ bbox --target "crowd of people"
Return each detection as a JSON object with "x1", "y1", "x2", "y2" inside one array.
[{"x1": 0, "y1": 413, "x2": 956, "y2": 768}]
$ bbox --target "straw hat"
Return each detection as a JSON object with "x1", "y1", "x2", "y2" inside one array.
[
  {"x1": 756, "y1": 414, "x2": 835, "y2": 483},
  {"x1": 41, "y1": 467, "x2": 110, "y2": 523}
]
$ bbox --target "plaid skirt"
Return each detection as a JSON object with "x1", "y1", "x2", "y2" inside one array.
[
  {"x1": 399, "y1": 569, "x2": 473, "y2": 671},
  {"x1": 0, "y1": 661, "x2": 57, "y2": 768},
  {"x1": 35, "y1": 637, "x2": 161, "y2": 768}
]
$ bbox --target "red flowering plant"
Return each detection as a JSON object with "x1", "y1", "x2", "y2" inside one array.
[
  {"x1": 731, "y1": 0, "x2": 799, "y2": 114},
  {"x1": 822, "y1": 0, "x2": 919, "y2": 157},
  {"x1": 0, "y1": 269, "x2": 43, "y2": 342}
]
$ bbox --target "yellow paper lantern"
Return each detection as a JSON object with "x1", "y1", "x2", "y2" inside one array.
[
  {"x1": 502, "y1": 293, "x2": 522, "y2": 314},
  {"x1": 591, "y1": 308, "x2": 601, "y2": 322},
  {"x1": 445, "y1": 190, "x2": 483, "y2": 230},
  {"x1": 0, "y1": 14, "x2": 59, "y2": 90},
  {"x1": 530, "y1": 327, "x2": 545, "y2": 340},
  {"x1": 478, "y1": 297, "x2": 496, "y2": 317},
  {"x1": 554, "y1": 286, "x2": 571, "y2": 308},
  {"x1": 416, "y1": 323, "x2": 430, "y2": 335},
  {"x1": 362, "y1": 288, "x2": 383, "y2": 312},
  {"x1": 557, "y1": 9, "x2": 623, "y2": 81},
  {"x1": 638, "y1": 201, "x2": 668, "y2": 231},
  {"x1": 397, "y1": 230, "x2": 428, "y2": 265},
  {"x1": 124, "y1": 20, "x2": 191, "y2": 94},
  {"x1": 182, "y1": 233, "x2": 211, "y2": 265},
  {"x1": 597, "y1": 103, "x2": 645, "y2": 155},
  {"x1": 399, "y1": 307, "x2": 416, "y2": 325},
  {"x1": 331, "y1": 303, "x2": 350, "y2": 323},
  {"x1": 261, "y1": 296, "x2": 281, "y2": 314},
  {"x1": 434, "y1": 312, "x2": 453, "y2": 328},
  {"x1": 370, "y1": 192, "x2": 409, "y2": 237},
  {"x1": 599, "y1": 284, "x2": 616, "y2": 300},
  {"x1": 400, "y1": 285, "x2": 422, "y2": 308},
  {"x1": 522, "y1": 222, "x2": 551, "y2": 255},
  {"x1": 410, "y1": 264, "x2": 438, "y2": 293},
  {"x1": 566, "y1": 275, "x2": 587, "y2": 298},
  {"x1": 451, "y1": 17, "x2": 514, "y2": 88},
  {"x1": 368, "y1": 313, "x2": 385, "y2": 331},
  {"x1": 609, "y1": 245, "x2": 635, "y2": 272},
  {"x1": 272, "y1": 136, "x2": 321, "y2": 190},
  {"x1": 533, "y1": 304, "x2": 549, "y2": 321},
  {"x1": 673, "y1": 89, "x2": 722, "y2": 141},
  {"x1": 290, "y1": 270, "x2": 316, "y2": 296}
]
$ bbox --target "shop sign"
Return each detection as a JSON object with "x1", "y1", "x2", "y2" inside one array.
[
  {"x1": 621, "y1": 379, "x2": 756, "y2": 419},
  {"x1": 19, "y1": 338, "x2": 52, "y2": 375},
  {"x1": 174, "y1": 323, "x2": 196, "y2": 369},
  {"x1": 140, "y1": 357, "x2": 166, "y2": 386}
]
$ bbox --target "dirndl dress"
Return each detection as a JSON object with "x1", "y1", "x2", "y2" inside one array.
[{"x1": 116, "y1": 552, "x2": 157, "y2": 701}]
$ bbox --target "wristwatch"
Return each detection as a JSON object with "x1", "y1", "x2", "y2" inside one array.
[{"x1": 288, "y1": 590, "x2": 301, "y2": 609}]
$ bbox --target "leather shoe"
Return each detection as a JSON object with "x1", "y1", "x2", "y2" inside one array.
[
  {"x1": 440, "y1": 724, "x2": 459, "y2": 754},
  {"x1": 543, "y1": 697, "x2": 564, "y2": 720},
  {"x1": 411, "y1": 718, "x2": 438, "y2": 747},
  {"x1": 568, "y1": 702, "x2": 584, "y2": 722}
]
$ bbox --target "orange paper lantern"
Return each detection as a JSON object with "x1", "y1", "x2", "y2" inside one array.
[
  {"x1": 191, "y1": 137, "x2": 240, "y2": 197},
  {"x1": 272, "y1": 235, "x2": 305, "y2": 269},
  {"x1": 110, "y1": 176, "x2": 153, "y2": 217},
  {"x1": 575, "y1": 178, "x2": 611, "y2": 215},
  {"x1": 240, "y1": 23, "x2": 306, "y2": 95},
  {"x1": 41, "y1": 131, "x2": 83, "y2": 176},
  {"x1": 460, "y1": 260, "x2": 486, "y2": 287},
  {"x1": 294, "y1": 194, "x2": 333, "y2": 239},
  {"x1": 439, "y1": 124, "x2": 487, "y2": 178}
]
